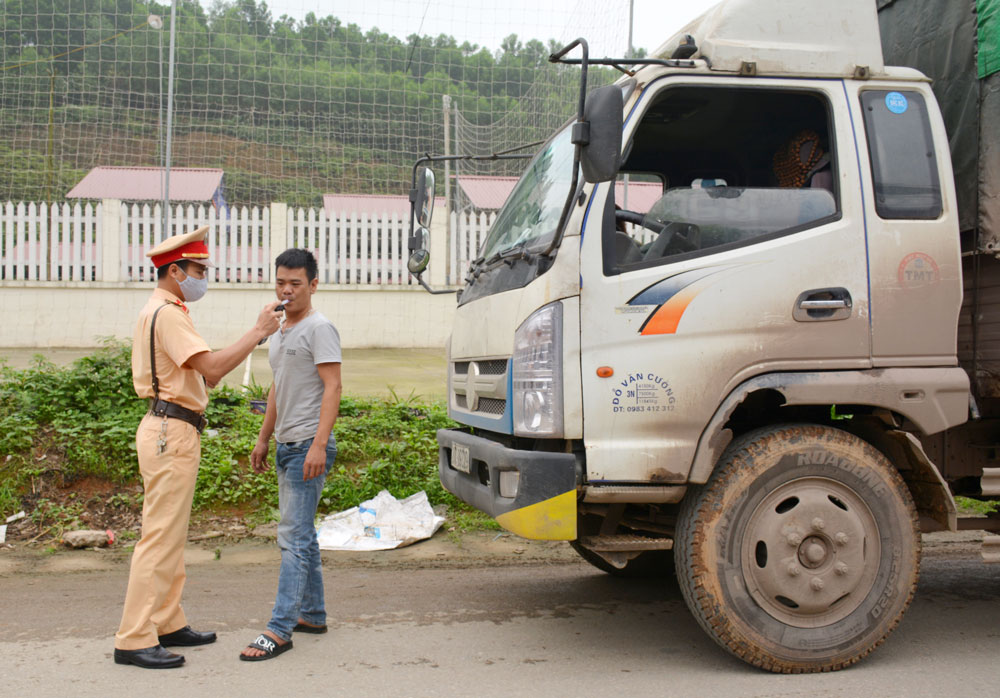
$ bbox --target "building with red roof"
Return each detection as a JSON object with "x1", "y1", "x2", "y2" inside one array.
[{"x1": 67, "y1": 167, "x2": 226, "y2": 208}]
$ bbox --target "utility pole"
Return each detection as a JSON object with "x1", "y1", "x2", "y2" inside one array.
[
  {"x1": 443, "y1": 95, "x2": 452, "y2": 284},
  {"x1": 163, "y1": 0, "x2": 178, "y2": 240},
  {"x1": 624, "y1": 0, "x2": 634, "y2": 210},
  {"x1": 628, "y1": 0, "x2": 634, "y2": 59}
]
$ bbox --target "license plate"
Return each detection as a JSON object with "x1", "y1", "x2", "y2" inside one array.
[{"x1": 452, "y1": 444, "x2": 471, "y2": 474}]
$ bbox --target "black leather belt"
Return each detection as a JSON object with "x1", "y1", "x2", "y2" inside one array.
[{"x1": 150, "y1": 398, "x2": 207, "y2": 434}]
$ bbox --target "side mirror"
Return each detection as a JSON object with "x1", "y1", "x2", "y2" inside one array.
[
  {"x1": 407, "y1": 248, "x2": 430, "y2": 275},
  {"x1": 414, "y1": 167, "x2": 436, "y2": 228},
  {"x1": 579, "y1": 84, "x2": 623, "y2": 183},
  {"x1": 407, "y1": 226, "x2": 430, "y2": 274}
]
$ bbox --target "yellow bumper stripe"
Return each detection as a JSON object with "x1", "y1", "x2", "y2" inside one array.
[{"x1": 495, "y1": 490, "x2": 577, "y2": 540}]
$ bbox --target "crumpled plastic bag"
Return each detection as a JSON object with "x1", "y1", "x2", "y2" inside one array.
[{"x1": 316, "y1": 490, "x2": 445, "y2": 551}]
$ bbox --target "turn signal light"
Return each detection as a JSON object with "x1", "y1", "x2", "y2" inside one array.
[{"x1": 596, "y1": 366, "x2": 614, "y2": 378}]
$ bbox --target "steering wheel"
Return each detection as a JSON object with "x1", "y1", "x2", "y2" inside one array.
[
  {"x1": 614, "y1": 208, "x2": 663, "y2": 233},
  {"x1": 642, "y1": 221, "x2": 702, "y2": 260}
]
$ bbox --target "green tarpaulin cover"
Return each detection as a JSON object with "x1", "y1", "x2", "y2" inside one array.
[
  {"x1": 979, "y1": 0, "x2": 1000, "y2": 78},
  {"x1": 879, "y1": 0, "x2": 999, "y2": 244}
]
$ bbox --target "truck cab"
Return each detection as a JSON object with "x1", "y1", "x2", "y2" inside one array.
[{"x1": 414, "y1": 0, "x2": 991, "y2": 673}]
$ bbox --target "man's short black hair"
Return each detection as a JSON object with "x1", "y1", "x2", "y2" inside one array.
[
  {"x1": 275, "y1": 248, "x2": 318, "y2": 282},
  {"x1": 156, "y1": 259, "x2": 192, "y2": 280}
]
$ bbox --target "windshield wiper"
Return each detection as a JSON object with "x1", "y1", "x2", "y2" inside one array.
[
  {"x1": 464, "y1": 255, "x2": 486, "y2": 285},
  {"x1": 486, "y1": 242, "x2": 532, "y2": 269},
  {"x1": 465, "y1": 244, "x2": 533, "y2": 285}
]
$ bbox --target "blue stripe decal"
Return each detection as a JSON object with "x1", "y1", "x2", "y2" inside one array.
[
  {"x1": 579, "y1": 183, "x2": 600, "y2": 290},
  {"x1": 627, "y1": 266, "x2": 727, "y2": 306},
  {"x1": 453, "y1": 410, "x2": 511, "y2": 433},
  {"x1": 840, "y1": 79, "x2": 874, "y2": 343}
]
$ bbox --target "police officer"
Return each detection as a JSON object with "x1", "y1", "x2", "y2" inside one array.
[{"x1": 114, "y1": 226, "x2": 283, "y2": 669}]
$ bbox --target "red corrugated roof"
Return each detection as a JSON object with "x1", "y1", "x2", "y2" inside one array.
[
  {"x1": 66, "y1": 167, "x2": 224, "y2": 201},
  {"x1": 455, "y1": 175, "x2": 663, "y2": 213},
  {"x1": 323, "y1": 193, "x2": 445, "y2": 218},
  {"x1": 455, "y1": 175, "x2": 519, "y2": 210},
  {"x1": 612, "y1": 181, "x2": 664, "y2": 213}
]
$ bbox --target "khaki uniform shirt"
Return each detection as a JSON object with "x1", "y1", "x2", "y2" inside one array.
[{"x1": 132, "y1": 288, "x2": 212, "y2": 413}]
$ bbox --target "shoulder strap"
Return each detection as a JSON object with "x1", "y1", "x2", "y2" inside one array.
[{"x1": 149, "y1": 302, "x2": 172, "y2": 401}]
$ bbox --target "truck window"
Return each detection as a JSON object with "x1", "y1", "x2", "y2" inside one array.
[
  {"x1": 604, "y1": 86, "x2": 839, "y2": 275},
  {"x1": 859, "y1": 90, "x2": 942, "y2": 220}
]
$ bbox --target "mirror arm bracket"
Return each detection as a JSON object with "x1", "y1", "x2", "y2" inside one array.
[
  {"x1": 414, "y1": 274, "x2": 458, "y2": 295},
  {"x1": 541, "y1": 37, "x2": 590, "y2": 259}
]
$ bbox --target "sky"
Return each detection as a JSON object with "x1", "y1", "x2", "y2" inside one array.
[{"x1": 258, "y1": 0, "x2": 722, "y2": 57}]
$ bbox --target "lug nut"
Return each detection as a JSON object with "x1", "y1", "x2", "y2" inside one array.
[
  {"x1": 786, "y1": 532, "x2": 803, "y2": 547},
  {"x1": 810, "y1": 577, "x2": 825, "y2": 591},
  {"x1": 788, "y1": 564, "x2": 801, "y2": 577},
  {"x1": 835, "y1": 562, "x2": 849, "y2": 576},
  {"x1": 811, "y1": 517, "x2": 826, "y2": 531},
  {"x1": 835, "y1": 532, "x2": 849, "y2": 546}
]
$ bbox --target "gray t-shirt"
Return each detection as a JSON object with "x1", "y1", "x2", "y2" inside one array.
[{"x1": 268, "y1": 310, "x2": 342, "y2": 444}]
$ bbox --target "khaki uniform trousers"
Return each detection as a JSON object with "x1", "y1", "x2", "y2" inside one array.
[{"x1": 115, "y1": 414, "x2": 201, "y2": 650}]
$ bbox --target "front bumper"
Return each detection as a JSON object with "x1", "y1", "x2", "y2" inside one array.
[{"x1": 437, "y1": 428, "x2": 580, "y2": 540}]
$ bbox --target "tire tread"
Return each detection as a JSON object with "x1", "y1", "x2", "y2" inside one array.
[{"x1": 675, "y1": 424, "x2": 920, "y2": 673}]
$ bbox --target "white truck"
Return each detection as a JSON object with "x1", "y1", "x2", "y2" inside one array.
[{"x1": 407, "y1": 0, "x2": 1000, "y2": 673}]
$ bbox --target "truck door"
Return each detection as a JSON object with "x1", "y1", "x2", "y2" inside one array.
[
  {"x1": 579, "y1": 78, "x2": 871, "y2": 484},
  {"x1": 850, "y1": 83, "x2": 963, "y2": 365}
]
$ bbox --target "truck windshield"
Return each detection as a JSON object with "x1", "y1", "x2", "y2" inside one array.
[{"x1": 478, "y1": 125, "x2": 575, "y2": 261}]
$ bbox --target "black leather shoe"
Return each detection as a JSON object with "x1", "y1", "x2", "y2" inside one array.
[
  {"x1": 114, "y1": 645, "x2": 184, "y2": 669},
  {"x1": 158, "y1": 626, "x2": 217, "y2": 647}
]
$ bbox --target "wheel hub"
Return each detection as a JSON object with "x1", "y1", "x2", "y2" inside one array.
[
  {"x1": 741, "y1": 476, "x2": 880, "y2": 628},
  {"x1": 798, "y1": 536, "x2": 829, "y2": 569}
]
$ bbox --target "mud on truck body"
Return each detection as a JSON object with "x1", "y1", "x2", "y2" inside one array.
[{"x1": 405, "y1": 0, "x2": 1000, "y2": 673}]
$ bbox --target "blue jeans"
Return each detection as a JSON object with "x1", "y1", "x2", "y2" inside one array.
[{"x1": 267, "y1": 437, "x2": 336, "y2": 641}]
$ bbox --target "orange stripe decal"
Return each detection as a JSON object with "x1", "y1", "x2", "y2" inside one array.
[
  {"x1": 640, "y1": 283, "x2": 703, "y2": 335},
  {"x1": 630, "y1": 266, "x2": 735, "y2": 336}
]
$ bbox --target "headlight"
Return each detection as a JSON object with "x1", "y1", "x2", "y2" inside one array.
[{"x1": 512, "y1": 302, "x2": 563, "y2": 436}]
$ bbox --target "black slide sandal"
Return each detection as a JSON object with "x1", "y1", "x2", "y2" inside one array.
[{"x1": 239, "y1": 634, "x2": 293, "y2": 662}]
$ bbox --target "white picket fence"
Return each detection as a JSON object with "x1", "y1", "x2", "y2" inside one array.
[
  {"x1": 120, "y1": 203, "x2": 271, "y2": 283},
  {"x1": 287, "y1": 207, "x2": 414, "y2": 285},
  {"x1": 450, "y1": 209, "x2": 495, "y2": 284},
  {"x1": 0, "y1": 201, "x2": 493, "y2": 286},
  {"x1": 0, "y1": 201, "x2": 102, "y2": 281}
]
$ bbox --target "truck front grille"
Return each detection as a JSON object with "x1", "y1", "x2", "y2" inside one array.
[{"x1": 451, "y1": 358, "x2": 509, "y2": 419}]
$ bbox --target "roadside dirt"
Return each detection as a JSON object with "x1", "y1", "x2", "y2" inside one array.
[
  {"x1": 0, "y1": 526, "x2": 582, "y2": 577},
  {"x1": 0, "y1": 524, "x2": 988, "y2": 579}
]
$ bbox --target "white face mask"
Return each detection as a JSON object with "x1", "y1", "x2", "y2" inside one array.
[{"x1": 177, "y1": 268, "x2": 208, "y2": 302}]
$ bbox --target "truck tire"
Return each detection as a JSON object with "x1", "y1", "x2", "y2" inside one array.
[
  {"x1": 675, "y1": 424, "x2": 919, "y2": 673},
  {"x1": 569, "y1": 540, "x2": 675, "y2": 578}
]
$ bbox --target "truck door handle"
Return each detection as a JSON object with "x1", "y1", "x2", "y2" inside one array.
[
  {"x1": 799, "y1": 299, "x2": 849, "y2": 310},
  {"x1": 793, "y1": 288, "x2": 853, "y2": 322}
]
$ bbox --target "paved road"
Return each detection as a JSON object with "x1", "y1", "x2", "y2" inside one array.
[{"x1": 1, "y1": 542, "x2": 998, "y2": 697}]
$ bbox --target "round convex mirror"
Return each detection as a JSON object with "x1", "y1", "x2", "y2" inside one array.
[{"x1": 407, "y1": 249, "x2": 430, "y2": 275}]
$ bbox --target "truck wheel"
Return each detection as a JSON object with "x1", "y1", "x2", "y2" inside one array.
[
  {"x1": 569, "y1": 540, "x2": 675, "y2": 578},
  {"x1": 675, "y1": 424, "x2": 919, "y2": 672}
]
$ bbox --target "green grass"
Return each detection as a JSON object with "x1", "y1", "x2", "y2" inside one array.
[
  {"x1": 0, "y1": 340, "x2": 483, "y2": 529},
  {"x1": 955, "y1": 496, "x2": 1000, "y2": 516}
]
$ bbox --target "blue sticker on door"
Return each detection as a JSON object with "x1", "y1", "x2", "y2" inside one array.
[{"x1": 885, "y1": 92, "x2": 908, "y2": 115}]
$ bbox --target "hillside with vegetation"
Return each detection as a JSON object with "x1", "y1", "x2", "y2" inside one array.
[{"x1": 0, "y1": 0, "x2": 623, "y2": 206}]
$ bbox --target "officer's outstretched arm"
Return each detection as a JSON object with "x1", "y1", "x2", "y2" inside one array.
[{"x1": 185, "y1": 303, "x2": 283, "y2": 384}]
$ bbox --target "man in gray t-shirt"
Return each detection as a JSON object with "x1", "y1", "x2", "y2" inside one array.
[{"x1": 242, "y1": 248, "x2": 342, "y2": 662}]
